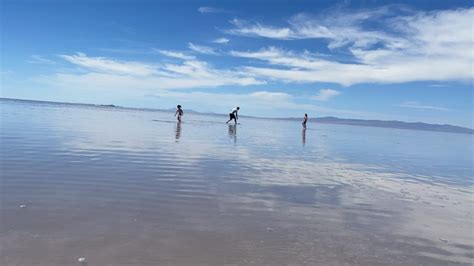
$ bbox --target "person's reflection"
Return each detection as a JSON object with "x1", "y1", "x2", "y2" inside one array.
[
  {"x1": 228, "y1": 124, "x2": 237, "y2": 143},
  {"x1": 175, "y1": 121, "x2": 182, "y2": 142},
  {"x1": 302, "y1": 127, "x2": 306, "y2": 146}
]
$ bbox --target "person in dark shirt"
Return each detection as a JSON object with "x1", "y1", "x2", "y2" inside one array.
[
  {"x1": 302, "y1": 113, "x2": 308, "y2": 128},
  {"x1": 175, "y1": 105, "x2": 183, "y2": 121}
]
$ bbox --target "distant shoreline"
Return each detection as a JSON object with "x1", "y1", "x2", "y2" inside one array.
[{"x1": 1, "y1": 97, "x2": 472, "y2": 135}]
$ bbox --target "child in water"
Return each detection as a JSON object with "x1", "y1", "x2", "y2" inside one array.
[
  {"x1": 175, "y1": 105, "x2": 183, "y2": 121},
  {"x1": 302, "y1": 113, "x2": 308, "y2": 128}
]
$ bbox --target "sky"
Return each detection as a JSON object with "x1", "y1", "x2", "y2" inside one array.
[{"x1": 1, "y1": 0, "x2": 473, "y2": 127}]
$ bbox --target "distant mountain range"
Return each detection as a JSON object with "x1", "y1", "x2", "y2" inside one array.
[
  {"x1": 2, "y1": 98, "x2": 473, "y2": 134},
  {"x1": 277, "y1": 116, "x2": 474, "y2": 134}
]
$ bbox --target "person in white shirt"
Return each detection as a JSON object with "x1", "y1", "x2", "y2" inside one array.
[{"x1": 226, "y1": 107, "x2": 240, "y2": 124}]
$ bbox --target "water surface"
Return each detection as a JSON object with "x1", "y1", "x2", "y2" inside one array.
[{"x1": 1, "y1": 99, "x2": 473, "y2": 265}]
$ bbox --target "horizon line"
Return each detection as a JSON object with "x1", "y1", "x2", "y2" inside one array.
[{"x1": 0, "y1": 97, "x2": 472, "y2": 131}]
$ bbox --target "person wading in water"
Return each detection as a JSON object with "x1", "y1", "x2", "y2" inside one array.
[
  {"x1": 302, "y1": 113, "x2": 308, "y2": 128},
  {"x1": 226, "y1": 107, "x2": 240, "y2": 124},
  {"x1": 175, "y1": 105, "x2": 183, "y2": 122}
]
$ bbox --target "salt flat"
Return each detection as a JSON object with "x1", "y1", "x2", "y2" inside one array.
[{"x1": 1, "y1": 99, "x2": 472, "y2": 266}]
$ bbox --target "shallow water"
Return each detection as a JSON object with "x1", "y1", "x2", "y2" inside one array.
[{"x1": 1, "y1": 98, "x2": 473, "y2": 266}]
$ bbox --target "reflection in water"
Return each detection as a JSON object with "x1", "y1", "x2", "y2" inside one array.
[
  {"x1": 175, "y1": 121, "x2": 182, "y2": 142},
  {"x1": 302, "y1": 128, "x2": 306, "y2": 146},
  {"x1": 228, "y1": 124, "x2": 237, "y2": 143},
  {"x1": 1, "y1": 99, "x2": 473, "y2": 266}
]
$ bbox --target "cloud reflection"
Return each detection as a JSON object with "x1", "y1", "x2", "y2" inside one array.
[{"x1": 18, "y1": 103, "x2": 473, "y2": 264}]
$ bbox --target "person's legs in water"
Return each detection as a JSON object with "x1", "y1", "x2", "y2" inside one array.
[{"x1": 226, "y1": 113, "x2": 235, "y2": 123}]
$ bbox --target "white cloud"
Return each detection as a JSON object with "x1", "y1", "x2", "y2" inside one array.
[
  {"x1": 188, "y1": 43, "x2": 219, "y2": 55},
  {"x1": 397, "y1": 101, "x2": 450, "y2": 111},
  {"x1": 198, "y1": 6, "x2": 226, "y2": 14},
  {"x1": 155, "y1": 49, "x2": 196, "y2": 60},
  {"x1": 60, "y1": 52, "x2": 159, "y2": 76},
  {"x1": 226, "y1": 8, "x2": 474, "y2": 85},
  {"x1": 46, "y1": 52, "x2": 264, "y2": 90},
  {"x1": 228, "y1": 19, "x2": 292, "y2": 39},
  {"x1": 230, "y1": 46, "x2": 326, "y2": 69},
  {"x1": 28, "y1": 55, "x2": 56, "y2": 64},
  {"x1": 312, "y1": 89, "x2": 341, "y2": 101},
  {"x1": 248, "y1": 91, "x2": 292, "y2": 102},
  {"x1": 226, "y1": 7, "x2": 407, "y2": 47},
  {"x1": 231, "y1": 47, "x2": 372, "y2": 85},
  {"x1": 212, "y1": 37, "x2": 230, "y2": 44}
]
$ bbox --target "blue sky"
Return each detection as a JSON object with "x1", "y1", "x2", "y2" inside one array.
[{"x1": 1, "y1": 0, "x2": 473, "y2": 127}]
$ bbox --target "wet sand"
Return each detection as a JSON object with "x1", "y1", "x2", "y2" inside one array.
[{"x1": 1, "y1": 99, "x2": 473, "y2": 265}]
